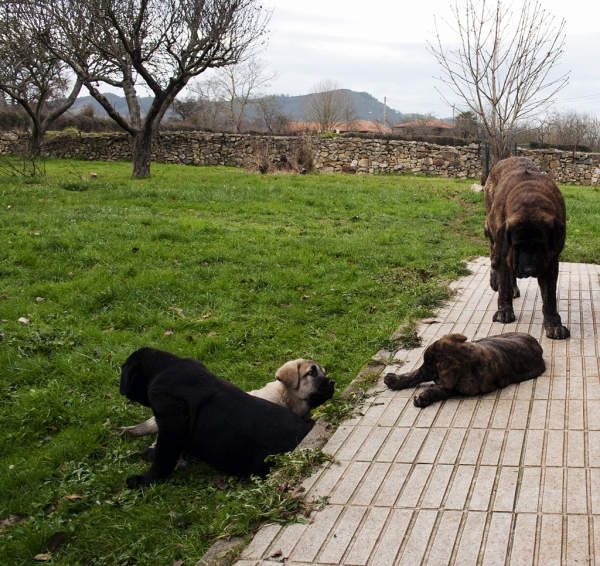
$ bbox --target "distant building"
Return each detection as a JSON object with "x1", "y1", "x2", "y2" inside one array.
[
  {"x1": 393, "y1": 119, "x2": 453, "y2": 136},
  {"x1": 287, "y1": 120, "x2": 391, "y2": 135}
]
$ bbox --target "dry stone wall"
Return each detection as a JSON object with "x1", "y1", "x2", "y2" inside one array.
[{"x1": 1, "y1": 130, "x2": 599, "y2": 185}]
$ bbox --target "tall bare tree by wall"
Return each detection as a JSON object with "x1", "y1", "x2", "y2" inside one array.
[
  {"x1": 302, "y1": 80, "x2": 356, "y2": 133},
  {"x1": 35, "y1": 0, "x2": 270, "y2": 178},
  {"x1": 0, "y1": 1, "x2": 82, "y2": 155},
  {"x1": 429, "y1": 0, "x2": 569, "y2": 174}
]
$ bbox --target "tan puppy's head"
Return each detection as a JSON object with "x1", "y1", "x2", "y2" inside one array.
[{"x1": 275, "y1": 359, "x2": 335, "y2": 413}]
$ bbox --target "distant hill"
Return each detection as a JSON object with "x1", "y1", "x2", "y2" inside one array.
[{"x1": 70, "y1": 89, "x2": 403, "y2": 123}]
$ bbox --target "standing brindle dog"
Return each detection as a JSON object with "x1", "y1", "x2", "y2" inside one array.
[{"x1": 484, "y1": 157, "x2": 569, "y2": 339}]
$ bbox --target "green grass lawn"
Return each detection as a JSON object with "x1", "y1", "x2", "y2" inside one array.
[{"x1": 0, "y1": 159, "x2": 598, "y2": 565}]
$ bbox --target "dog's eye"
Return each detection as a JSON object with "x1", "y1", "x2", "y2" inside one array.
[{"x1": 308, "y1": 367, "x2": 317, "y2": 376}]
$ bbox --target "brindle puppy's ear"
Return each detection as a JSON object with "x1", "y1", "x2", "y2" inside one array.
[
  {"x1": 435, "y1": 363, "x2": 461, "y2": 389},
  {"x1": 275, "y1": 359, "x2": 302, "y2": 390},
  {"x1": 551, "y1": 218, "x2": 566, "y2": 250},
  {"x1": 446, "y1": 334, "x2": 468, "y2": 343}
]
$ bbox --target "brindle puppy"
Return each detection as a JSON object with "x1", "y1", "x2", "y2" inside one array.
[
  {"x1": 484, "y1": 156, "x2": 569, "y2": 339},
  {"x1": 384, "y1": 333, "x2": 545, "y2": 407}
]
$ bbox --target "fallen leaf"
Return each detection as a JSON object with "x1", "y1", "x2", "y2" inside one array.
[
  {"x1": 35, "y1": 297, "x2": 44, "y2": 303},
  {"x1": 93, "y1": 349, "x2": 100, "y2": 357},
  {"x1": 213, "y1": 476, "x2": 227, "y2": 489},
  {"x1": 164, "y1": 329, "x2": 173, "y2": 336},
  {"x1": 329, "y1": 331, "x2": 336, "y2": 339},
  {"x1": 268, "y1": 550, "x2": 283, "y2": 559},
  {"x1": 169, "y1": 561, "x2": 184, "y2": 566},
  {"x1": 168, "y1": 306, "x2": 185, "y2": 318},
  {"x1": 207, "y1": 331, "x2": 219, "y2": 337},
  {"x1": 253, "y1": 361, "x2": 262, "y2": 366},
  {"x1": 34, "y1": 553, "x2": 52, "y2": 562},
  {"x1": 47, "y1": 425, "x2": 58, "y2": 431},
  {"x1": 92, "y1": 315, "x2": 99, "y2": 321},
  {"x1": 104, "y1": 393, "x2": 113, "y2": 399},
  {"x1": 0, "y1": 332, "x2": 4, "y2": 340},
  {"x1": 201, "y1": 312, "x2": 212, "y2": 319},
  {"x1": 0, "y1": 515, "x2": 24, "y2": 533},
  {"x1": 280, "y1": 303, "x2": 292, "y2": 308},
  {"x1": 43, "y1": 504, "x2": 56, "y2": 515},
  {"x1": 291, "y1": 486, "x2": 306, "y2": 498},
  {"x1": 103, "y1": 327, "x2": 114, "y2": 333},
  {"x1": 63, "y1": 494, "x2": 83, "y2": 500},
  {"x1": 34, "y1": 232, "x2": 40, "y2": 236},
  {"x1": 296, "y1": 286, "x2": 305, "y2": 291},
  {"x1": 18, "y1": 317, "x2": 29, "y2": 324},
  {"x1": 131, "y1": 247, "x2": 139, "y2": 253},
  {"x1": 279, "y1": 481, "x2": 289, "y2": 492},
  {"x1": 90, "y1": 172, "x2": 98, "y2": 178},
  {"x1": 174, "y1": 543, "x2": 189, "y2": 550},
  {"x1": 43, "y1": 531, "x2": 68, "y2": 552},
  {"x1": 68, "y1": 272, "x2": 73, "y2": 276},
  {"x1": 369, "y1": 305, "x2": 376, "y2": 313},
  {"x1": 301, "y1": 295, "x2": 310, "y2": 300}
]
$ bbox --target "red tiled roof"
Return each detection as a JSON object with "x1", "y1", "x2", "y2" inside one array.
[{"x1": 394, "y1": 120, "x2": 453, "y2": 129}]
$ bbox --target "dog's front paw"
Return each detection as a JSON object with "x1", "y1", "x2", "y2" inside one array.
[
  {"x1": 413, "y1": 395, "x2": 430, "y2": 408},
  {"x1": 546, "y1": 324, "x2": 570, "y2": 340},
  {"x1": 126, "y1": 474, "x2": 148, "y2": 489},
  {"x1": 493, "y1": 309, "x2": 516, "y2": 324},
  {"x1": 384, "y1": 373, "x2": 403, "y2": 390},
  {"x1": 142, "y1": 447, "x2": 156, "y2": 462}
]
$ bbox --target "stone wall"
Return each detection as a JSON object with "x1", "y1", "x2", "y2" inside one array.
[{"x1": 1, "y1": 130, "x2": 599, "y2": 185}]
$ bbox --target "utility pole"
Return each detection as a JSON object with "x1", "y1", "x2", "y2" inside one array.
[{"x1": 383, "y1": 96, "x2": 387, "y2": 131}]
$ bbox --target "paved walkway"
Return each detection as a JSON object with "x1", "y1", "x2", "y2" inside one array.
[{"x1": 235, "y1": 257, "x2": 600, "y2": 566}]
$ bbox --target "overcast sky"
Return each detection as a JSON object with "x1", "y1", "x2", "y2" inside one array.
[{"x1": 262, "y1": 0, "x2": 600, "y2": 118}]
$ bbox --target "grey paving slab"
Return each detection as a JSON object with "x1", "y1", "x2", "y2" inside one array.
[{"x1": 236, "y1": 258, "x2": 600, "y2": 565}]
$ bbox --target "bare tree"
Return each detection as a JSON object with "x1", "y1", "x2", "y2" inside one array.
[
  {"x1": 255, "y1": 95, "x2": 290, "y2": 133},
  {"x1": 207, "y1": 57, "x2": 278, "y2": 133},
  {"x1": 429, "y1": 0, "x2": 568, "y2": 168},
  {"x1": 548, "y1": 110, "x2": 600, "y2": 152},
  {"x1": 454, "y1": 110, "x2": 479, "y2": 139},
  {"x1": 36, "y1": 0, "x2": 270, "y2": 177},
  {"x1": 302, "y1": 80, "x2": 356, "y2": 132},
  {"x1": 0, "y1": 1, "x2": 83, "y2": 155},
  {"x1": 171, "y1": 96, "x2": 199, "y2": 123}
]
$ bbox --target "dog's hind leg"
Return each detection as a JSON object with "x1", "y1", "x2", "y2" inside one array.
[
  {"x1": 384, "y1": 369, "x2": 425, "y2": 390},
  {"x1": 413, "y1": 385, "x2": 453, "y2": 407}
]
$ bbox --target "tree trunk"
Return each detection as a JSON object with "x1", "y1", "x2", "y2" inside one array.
[
  {"x1": 131, "y1": 129, "x2": 154, "y2": 178},
  {"x1": 30, "y1": 130, "x2": 44, "y2": 157}
]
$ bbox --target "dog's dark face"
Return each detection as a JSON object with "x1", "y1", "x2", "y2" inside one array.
[
  {"x1": 417, "y1": 334, "x2": 467, "y2": 387},
  {"x1": 120, "y1": 348, "x2": 181, "y2": 407},
  {"x1": 276, "y1": 359, "x2": 335, "y2": 409},
  {"x1": 497, "y1": 215, "x2": 565, "y2": 279}
]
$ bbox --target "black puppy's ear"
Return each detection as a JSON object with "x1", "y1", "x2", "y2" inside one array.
[{"x1": 120, "y1": 353, "x2": 151, "y2": 406}]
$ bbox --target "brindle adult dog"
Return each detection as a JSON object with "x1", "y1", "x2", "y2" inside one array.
[
  {"x1": 120, "y1": 348, "x2": 316, "y2": 487},
  {"x1": 484, "y1": 156, "x2": 569, "y2": 339},
  {"x1": 384, "y1": 333, "x2": 545, "y2": 407}
]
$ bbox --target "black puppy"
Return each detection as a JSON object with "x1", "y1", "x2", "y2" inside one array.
[
  {"x1": 120, "y1": 348, "x2": 313, "y2": 487},
  {"x1": 384, "y1": 332, "x2": 545, "y2": 407}
]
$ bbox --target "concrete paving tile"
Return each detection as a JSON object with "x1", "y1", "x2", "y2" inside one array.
[
  {"x1": 318, "y1": 507, "x2": 366, "y2": 564},
  {"x1": 508, "y1": 513, "x2": 538, "y2": 566},
  {"x1": 374, "y1": 463, "x2": 411, "y2": 507},
  {"x1": 567, "y1": 468, "x2": 588, "y2": 514},
  {"x1": 322, "y1": 425, "x2": 354, "y2": 457},
  {"x1": 336, "y1": 427, "x2": 374, "y2": 462},
  {"x1": 289, "y1": 505, "x2": 343, "y2": 563},
  {"x1": 329, "y1": 461, "x2": 370, "y2": 505},
  {"x1": 548, "y1": 400, "x2": 566, "y2": 429},
  {"x1": 396, "y1": 428, "x2": 428, "y2": 463},
  {"x1": 417, "y1": 429, "x2": 446, "y2": 463},
  {"x1": 567, "y1": 430, "x2": 585, "y2": 467},
  {"x1": 589, "y1": 469, "x2": 600, "y2": 513},
  {"x1": 376, "y1": 428, "x2": 409, "y2": 462},
  {"x1": 377, "y1": 396, "x2": 411, "y2": 426},
  {"x1": 493, "y1": 467, "x2": 519, "y2": 512},
  {"x1": 434, "y1": 399, "x2": 459, "y2": 427},
  {"x1": 503, "y1": 430, "x2": 525, "y2": 466},
  {"x1": 452, "y1": 397, "x2": 478, "y2": 427},
  {"x1": 545, "y1": 430, "x2": 565, "y2": 467},
  {"x1": 307, "y1": 461, "x2": 349, "y2": 503},
  {"x1": 395, "y1": 464, "x2": 433, "y2": 508},
  {"x1": 469, "y1": 466, "x2": 497, "y2": 511},
  {"x1": 460, "y1": 428, "x2": 486, "y2": 465},
  {"x1": 263, "y1": 522, "x2": 308, "y2": 563},
  {"x1": 481, "y1": 512, "x2": 513, "y2": 566},
  {"x1": 529, "y1": 400, "x2": 548, "y2": 429},
  {"x1": 445, "y1": 465, "x2": 475, "y2": 510},
  {"x1": 369, "y1": 509, "x2": 412, "y2": 566},
  {"x1": 241, "y1": 524, "x2": 282, "y2": 559},
  {"x1": 438, "y1": 428, "x2": 466, "y2": 464},
  {"x1": 454, "y1": 512, "x2": 486, "y2": 566},
  {"x1": 587, "y1": 400, "x2": 600, "y2": 430},
  {"x1": 542, "y1": 468, "x2": 564, "y2": 514},
  {"x1": 420, "y1": 465, "x2": 454, "y2": 509},
  {"x1": 472, "y1": 400, "x2": 495, "y2": 428},
  {"x1": 481, "y1": 430, "x2": 506, "y2": 466},
  {"x1": 567, "y1": 515, "x2": 590, "y2": 565},
  {"x1": 396, "y1": 509, "x2": 437, "y2": 566},
  {"x1": 355, "y1": 426, "x2": 392, "y2": 462},
  {"x1": 351, "y1": 462, "x2": 391, "y2": 506},
  {"x1": 491, "y1": 400, "x2": 512, "y2": 428},
  {"x1": 589, "y1": 432, "x2": 600, "y2": 467},
  {"x1": 523, "y1": 429, "x2": 545, "y2": 466},
  {"x1": 415, "y1": 403, "x2": 441, "y2": 428},
  {"x1": 516, "y1": 467, "x2": 541, "y2": 513},
  {"x1": 538, "y1": 513, "x2": 563, "y2": 566},
  {"x1": 343, "y1": 507, "x2": 390, "y2": 566},
  {"x1": 423, "y1": 511, "x2": 462, "y2": 565},
  {"x1": 568, "y1": 400, "x2": 585, "y2": 430},
  {"x1": 515, "y1": 379, "x2": 534, "y2": 400},
  {"x1": 534, "y1": 377, "x2": 551, "y2": 400}
]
